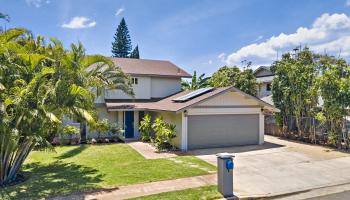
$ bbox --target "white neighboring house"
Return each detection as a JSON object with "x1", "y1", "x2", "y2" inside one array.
[
  {"x1": 84, "y1": 58, "x2": 278, "y2": 151},
  {"x1": 254, "y1": 66, "x2": 275, "y2": 98}
]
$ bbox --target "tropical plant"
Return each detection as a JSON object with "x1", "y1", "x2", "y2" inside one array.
[
  {"x1": 63, "y1": 125, "x2": 80, "y2": 135},
  {"x1": 61, "y1": 125, "x2": 80, "y2": 144},
  {"x1": 152, "y1": 117, "x2": 176, "y2": 151},
  {"x1": 209, "y1": 66, "x2": 257, "y2": 96},
  {"x1": 90, "y1": 119, "x2": 110, "y2": 141},
  {"x1": 139, "y1": 114, "x2": 152, "y2": 142},
  {"x1": 0, "y1": 28, "x2": 132, "y2": 186},
  {"x1": 0, "y1": 12, "x2": 10, "y2": 32},
  {"x1": 108, "y1": 122, "x2": 123, "y2": 135},
  {"x1": 0, "y1": 12, "x2": 9, "y2": 22},
  {"x1": 181, "y1": 71, "x2": 210, "y2": 90}
]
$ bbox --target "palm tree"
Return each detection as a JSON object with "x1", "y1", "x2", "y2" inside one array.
[
  {"x1": 0, "y1": 28, "x2": 132, "y2": 185},
  {"x1": 44, "y1": 40, "x2": 133, "y2": 143},
  {"x1": 181, "y1": 70, "x2": 210, "y2": 90},
  {"x1": 0, "y1": 12, "x2": 9, "y2": 22}
]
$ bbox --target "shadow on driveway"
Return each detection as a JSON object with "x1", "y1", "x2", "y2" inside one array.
[{"x1": 186, "y1": 141, "x2": 284, "y2": 156}]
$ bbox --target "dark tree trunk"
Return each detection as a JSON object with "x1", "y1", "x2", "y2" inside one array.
[{"x1": 80, "y1": 122, "x2": 87, "y2": 144}]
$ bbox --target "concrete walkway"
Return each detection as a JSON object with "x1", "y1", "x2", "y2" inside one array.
[
  {"x1": 127, "y1": 141, "x2": 178, "y2": 159},
  {"x1": 50, "y1": 174, "x2": 216, "y2": 200}
]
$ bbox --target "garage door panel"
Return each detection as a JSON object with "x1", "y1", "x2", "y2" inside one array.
[{"x1": 188, "y1": 114, "x2": 259, "y2": 149}]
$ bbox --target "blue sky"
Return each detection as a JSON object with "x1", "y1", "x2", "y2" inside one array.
[{"x1": 2, "y1": 0, "x2": 350, "y2": 75}]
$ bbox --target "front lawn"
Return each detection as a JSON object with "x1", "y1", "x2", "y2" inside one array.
[
  {"x1": 0, "y1": 144, "x2": 215, "y2": 200},
  {"x1": 131, "y1": 185, "x2": 222, "y2": 200}
]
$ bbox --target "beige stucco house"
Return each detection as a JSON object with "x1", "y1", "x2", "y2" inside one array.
[
  {"x1": 254, "y1": 66, "x2": 275, "y2": 98},
  {"x1": 90, "y1": 58, "x2": 278, "y2": 151}
]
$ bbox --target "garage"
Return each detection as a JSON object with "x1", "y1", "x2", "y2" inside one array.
[{"x1": 187, "y1": 114, "x2": 259, "y2": 149}]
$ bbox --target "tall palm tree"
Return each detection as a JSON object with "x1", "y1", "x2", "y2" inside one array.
[
  {"x1": 181, "y1": 70, "x2": 210, "y2": 90},
  {"x1": 0, "y1": 12, "x2": 9, "y2": 22},
  {"x1": 0, "y1": 28, "x2": 132, "y2": 185}
]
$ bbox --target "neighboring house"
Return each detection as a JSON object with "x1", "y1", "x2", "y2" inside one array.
[
  {"x1": 254, "y1": 66, "x2": 275, "y2": 98},
  {"x1": 90, "y1": 58, "x2": 278, "y2": 151}
]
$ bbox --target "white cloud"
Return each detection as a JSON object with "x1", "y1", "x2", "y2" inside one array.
[
  {"x1": 208, "y1": 60, "x2": 213, "y2": 64},
  {"x1": 62, "y1": 17, "x2": 97, "y2": 29},
  {"x1": 253, "y1": 35, "x2": 264, "y2": 42},
  {"x1": 115, "y1": 7, "x2": 125, "y2": 16},
  {"x1": 226, "y1": 13, "x2": 350, "y2": 66},
  {"x1": 25, "y1": 0, "x2": 50, "y2": 8},
  {"x1": 218, "y1": 53, "x2": 226, "y2": 63},
  {"x1": 346, "y1": 0, "x2": 350, "y2": 7}
]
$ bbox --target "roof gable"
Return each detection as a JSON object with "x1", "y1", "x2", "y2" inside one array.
[
  {"x1": 254, "y1": 66, "x2": 274, "y2": 77},
  {"x1": 197, "y1": 91, "x2": 259, "y2": 107}
]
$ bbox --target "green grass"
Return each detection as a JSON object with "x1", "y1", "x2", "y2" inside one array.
[
  {"x1": 0, "y1": 144, "x2": 215, "y2": 200},
  {"x1": 131, "y1": 185, "x2": 222, "y2": 200}
]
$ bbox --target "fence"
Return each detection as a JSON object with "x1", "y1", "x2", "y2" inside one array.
[{"x1": 265, "y1": 115, "x2": 350, "y2": 146}]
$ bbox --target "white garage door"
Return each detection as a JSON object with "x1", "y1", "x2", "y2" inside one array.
[{"x1": 187, "y1": 114, "x2": 259, "y2": 149}]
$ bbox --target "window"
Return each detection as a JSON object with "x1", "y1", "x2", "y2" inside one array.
[
  {"x1": 266, "y1": 83, "x2": 271, "y2": 91},
  {"x1": 132, "y1": 78, "x2": 138, "y2": 85}
]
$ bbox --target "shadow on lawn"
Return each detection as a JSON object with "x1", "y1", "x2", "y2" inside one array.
[
  {"x1": 0, "y1": 161, "x2": 104, "y2": 200},
  {"x1": 57, "y1": 145, "x2": 88, "y2": 159}
]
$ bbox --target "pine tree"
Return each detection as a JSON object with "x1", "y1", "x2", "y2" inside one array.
[
  {"x1": 111, "y1": 18, "x2": 132, "y2": 58},
  {"x1": 130, "y1": 45, "x2": 140, "y2": 59}
]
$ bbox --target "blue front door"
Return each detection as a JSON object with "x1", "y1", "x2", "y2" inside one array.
[{"x1": 125, "y1": 111, "x2": 134, "y2": 138}]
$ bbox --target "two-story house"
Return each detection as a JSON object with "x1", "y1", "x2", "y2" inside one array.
[
  {"x1": 90, "y1": 58, "x2": 278, "y2": 151},
  {"x1": 254, "y1": 66, "x2": 275, "y2": 98}
]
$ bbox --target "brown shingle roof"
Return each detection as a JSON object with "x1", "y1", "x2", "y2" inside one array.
[
  {"x1": 110, "y1": 58, "x2": 191, "y2": 78},
  {"x1": 105, "y1": 86, "x2": 279, "y2": 112},
  {"x1": 105, "y1": 88, "x2": 227, "y2": 112}
]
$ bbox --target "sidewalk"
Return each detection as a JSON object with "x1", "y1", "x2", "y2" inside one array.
[
  {"x1": 274, "y1": 182, "x2": 350, "y2": 200},
  {"x1": 50, "y1": 174, "x2": 217, "y2": 200}
]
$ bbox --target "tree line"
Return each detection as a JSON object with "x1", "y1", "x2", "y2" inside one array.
[
  {"x1": 272, "y1": 47, "x2": 350, "y2": 148},
  {"x1": 182, "y1": 64, "x2": 258, "y2": 96}
]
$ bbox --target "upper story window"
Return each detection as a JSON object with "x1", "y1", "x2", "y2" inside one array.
[
  {"x1": 266, "y1": 83, "x2": 271, "y2": 91},
  {"x1": 132, "y1": 77, "x2": 138, "y2": 85}
]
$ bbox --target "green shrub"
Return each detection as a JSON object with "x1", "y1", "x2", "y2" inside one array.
[
  {"x1": 139, "y1": 114, "x2": 152, "y2": 142},
  {"x1": 91, "y1": 119, "x2": 110, "y2": 140},
  {"x1": 63, "y1": 125, "x2": 80, "y2": 135},
  {"x1": 327, "y1": 131, "x2": 338, "y2": 146},
  {"x1": 61, "y1": 125, "x2": 80, "y2": 145},
  {"x1": 152, "y1": 117, "x2": 176, "y2": 151}
]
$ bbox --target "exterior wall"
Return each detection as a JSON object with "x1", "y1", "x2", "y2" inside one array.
[
  {"x1": 258, "y1": 82, "x2": 272, "y2": 98},
  {"x1": 105, "y1": 76, "x2": 152, "y2": 99},
  {"x1": 151, "y1": 77, "x2": 181, "y2": 98},
  {"x1": 98, "y1": 76, "x2": 181, "y2": 101},
  {"x1": 154, "y1": 111, "x2": 183, "y2": 149}
]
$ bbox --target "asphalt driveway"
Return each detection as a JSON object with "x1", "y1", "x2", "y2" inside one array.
[{"x1": 189, "y1": 135, "x2": 350, "y2": 198}]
